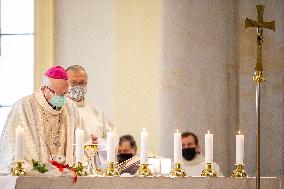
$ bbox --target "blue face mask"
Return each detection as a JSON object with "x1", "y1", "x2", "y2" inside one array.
[{"x1": 50, "y1": 95, "x2": 66, "y2": 108}]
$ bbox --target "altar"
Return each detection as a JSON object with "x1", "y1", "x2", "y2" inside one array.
[{"x1": 0, "y1": 176, "x2": 280, "y2": 189}]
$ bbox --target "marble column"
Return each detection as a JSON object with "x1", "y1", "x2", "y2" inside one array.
[
  {"x1": 160, "y1": 0, "x2": 284, "y2": 183},
  {"x1": 160, "y1": 0, "x2": 239, "y2": 176}
]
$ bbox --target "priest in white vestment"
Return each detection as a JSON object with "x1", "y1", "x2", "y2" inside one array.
[
  {"x1": 0, "y1": 66, "x2": 81, "y2": 174},
  {"x1": 66, "y1": 65, "x2": 113, "y2": 141},
  {"x1": 66, "y1": 65, "x2": 113, "y2": 166},
  {"x1": 181, "y1": 132, "x2": 223, "y2": 176}
]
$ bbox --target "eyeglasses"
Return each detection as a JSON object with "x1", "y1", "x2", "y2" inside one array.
[
  {"x1": 69, "y1": 81, "x2": 87, "y2": 87},
  {"x1": 46, "y1": 87, "x2": 67, "y2": 97}
]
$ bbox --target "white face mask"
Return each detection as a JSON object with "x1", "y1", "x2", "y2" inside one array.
[{"x1": 67, "y1": 86, "x2": 87, "y2": 102}]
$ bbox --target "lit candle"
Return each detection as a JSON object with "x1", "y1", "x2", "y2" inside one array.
[
  {"x1": 107, "y1": 128, "x2": 115, "y2": 162},
  {"x1": 75, "y1": 128, "x2": 84, "y2": 162},
  {"x1": 15, "y1": 126, "x2": 24, "y2": 162},
  {"x1": 236, "y1": 131, "x2": 244, "y2": 164},
  {"x1": 205, "y1": 130, "x2": 213, "y2": 163},
  {"x1": 140, "y1": 128, "x2": 148, "y2": 164},
  {"x1": 174, "y1": 129, "x2": 182, "y2": 163}
]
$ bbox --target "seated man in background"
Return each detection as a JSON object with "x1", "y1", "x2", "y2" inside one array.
[
  {"x1": 66, "y1": 65, "x2": 113, "y2": 167},
  {"x1": 181, "y1": 132, "x2": 223, "y2": 176},
  {"x1": 116, "y1": 135, "x2": 139, "y2": 175}
]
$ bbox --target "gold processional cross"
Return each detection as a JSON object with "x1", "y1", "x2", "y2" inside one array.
[
  {"x1": 245, "y1": 4, "x2": 275, "y2": 82},
  {"x1": 244, "y1": 5, "x2": 275, "y2": 189}
]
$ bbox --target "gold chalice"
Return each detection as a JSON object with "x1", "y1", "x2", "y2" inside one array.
[{"x1": 84, "y1": 144, "x2": 102, "y2": 176}]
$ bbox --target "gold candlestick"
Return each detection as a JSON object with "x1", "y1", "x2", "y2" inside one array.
[
  {"x1": 103, "y1": 162, "x2": 119, "y2": 176},
  {"x1": 231, "y1": 164, "x2": 248, "y2": 178},
  {"x1": 201, "y1": 163, "x2": 217, "y2": 177},
  {"x1": 10, "y1": 162, "x2": 27, "y2": 176},
  {"x1": 170, "y1": 162, "x2": 187, "y2": 177},
  {"x1": 72, "y1": 162, "x2": 88, "y2": 176},
  {"x1": 136, "y1": 164, "x2": 152, "y2": 177}
]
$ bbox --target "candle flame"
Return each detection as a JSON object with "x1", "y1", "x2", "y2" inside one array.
[
  {"x1": 109, "y1": 128, "x2": 112, "y2": 132},
  {"x1": 176, "y1": 129, "x2": 179, "y2": 133},
  {"x1": 237, "y1": 130, "x2": 241, "y2": 135},
  {"x1": 207, "y1": 130, "x2": 210, "y2": 134},
  {"x1": 142, "y1": 128, "x2": 146, "y2": 132}
]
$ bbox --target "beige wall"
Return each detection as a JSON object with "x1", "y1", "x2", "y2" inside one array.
[
  {"x1": 114, "y1": 0, "x2": 160, "y2": 153},
  {"x1": 34, "y1": 0, "x2": 56, "y2": 90}
]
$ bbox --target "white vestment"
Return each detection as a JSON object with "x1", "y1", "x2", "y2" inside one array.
[
  {"x1": 77, "y1": 101, "x2": 113, "y2": 144},
  {"x1": 183, "y1": 154, "x2": 223, "y2": 176},
  {"x1": 0, "y1": 91, "x2": 80, "y2": 173}
]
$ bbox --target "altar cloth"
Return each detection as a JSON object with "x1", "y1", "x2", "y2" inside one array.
[{"x1": 0, "y1": 176, "x2": 280, "y2": 189}]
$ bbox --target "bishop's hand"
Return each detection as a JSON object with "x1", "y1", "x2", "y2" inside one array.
[{"x1": 91, "y1": 134, "x2": 98, "y2": 144}]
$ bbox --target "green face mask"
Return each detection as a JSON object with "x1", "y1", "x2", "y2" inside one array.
[{"x1": 50, "y1": 95, "x2": 66, "y2": 108}]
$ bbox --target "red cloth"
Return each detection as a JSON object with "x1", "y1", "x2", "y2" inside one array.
[
  {"x1": 45, "y1": 66, "x2": 68, "y2": 80},
  {"x1": 50, "y1": 160, "x2": 77, "y2": 183}
]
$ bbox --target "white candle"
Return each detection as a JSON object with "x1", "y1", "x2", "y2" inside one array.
[
  {"x1": 15, "y1": 126, "x2": 24, "y2": 162},
  {"x1": 75, "y1": 128, "x2": 84, "y2": 162},
  {"x1": 236, "y1": 131, "x2": 244, "y2": 164},
  {"x1": 107, "y1": 128, "x2": 115, "y2": 162},
  {"x1": 140, "y1": 128, "x2": 148, "y2": 164},
  {"x1": 174, "y1": 129, "x2": 182, "y2": 163},
  {"x1": 148, "y1": 158, "x2": 161, "y2": 175},
  {"x1": 160, "y1": 158, "x2": 171, "y2": 175},
  {"x1": 205, "y1": 130, "x2": 213, "y2": 163}
]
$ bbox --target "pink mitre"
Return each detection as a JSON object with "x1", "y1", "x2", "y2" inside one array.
[{"x1": 45, "y1": 66, "x2": 68, "y2": 80}]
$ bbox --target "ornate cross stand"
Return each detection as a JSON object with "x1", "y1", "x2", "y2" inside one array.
[{"x1": 244, "y1": 5, "x2": 275, "y2": 189}]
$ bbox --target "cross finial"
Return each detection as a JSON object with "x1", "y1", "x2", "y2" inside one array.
[
  {"x1": 244, "y1": 4, "x2": 275, "y2": 79},
  {"x1": 245, "y1": 5, "x2": 275, "y2": 31}
]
